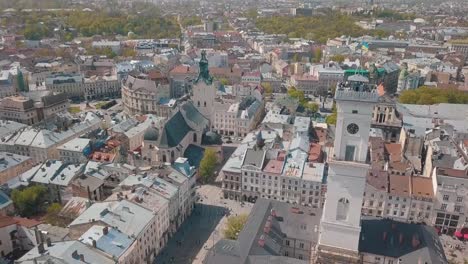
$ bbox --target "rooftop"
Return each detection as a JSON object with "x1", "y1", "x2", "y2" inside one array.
[
  {"x1": 79, "y1": 225, "x2": 133, "y2": 258},
  {"x1": 57, "y1": 138, "x2": 90, "y2": 152},
  {"x1": 359, "y1": 218, "x2": 447, "y2": 264}
]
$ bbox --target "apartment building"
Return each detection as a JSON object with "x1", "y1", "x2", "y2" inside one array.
[
  {"x1": 57, "y1": 138, "x2": 90, "y2": 164},
  {"x1": 0, "y1": 112, "x2": 100, "y2": 163},
  {"x1": 0, "y1": 93, "x2": 69, "y2": 125},
  {"x1": 69, "y1": 199, "x2": 160, "y2": 263},
  {"x1": 0, "y1": 152, "x2": 32, "y2": 185},
  {"x1": 223, "y1": 115, "x2": 325, "y2": 206},
  {"x1": 121, "y1": 74, "x2": 175, "y2": 118},
  {"x1": 213, "y1": 96, "x2": 264, "y2": 137},
  {"x1": 45, "y1": 73, "x2": 120, "y2": 101}
]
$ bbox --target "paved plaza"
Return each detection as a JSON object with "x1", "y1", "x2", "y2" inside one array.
[{"x1": 155, "y1": 185, "x2": 253, "y2": 264}]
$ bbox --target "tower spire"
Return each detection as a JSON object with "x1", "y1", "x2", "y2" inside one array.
[{"x1": 195, "y1": 50, "x2": 213, "y2": 85}]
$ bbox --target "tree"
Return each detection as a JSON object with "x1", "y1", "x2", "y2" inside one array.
[
  {"x1": 246, "y1": 8, "x2": 258, "y2": 20},
  {"x1": 45, "y1": 203, "x2": 68, "y2": 227},
  {"x1": 398, "y1": 86, "x2": 468, "y2": 105},
  {"x1": 262, "y1": 82, "x2": 273, "y2": 96},
  {"x1": 219, "y1": 78, "x2": 230, "y2": 86},
  {"x1": 122, "y1": 48, "x2": 137, "y2": 58},
  {"x1": 330, "y1": 54, "x2": 345, "y2": 63},
  {"x1": 326, "y1": 103, "x2": 337, "y2": 125},
  {"x1": 313, "y1": 48, "x2": 323, "y2": 63},
  {"x1": 224, "y1": 214, "x2": 248, "y2": 240},
  {"x1": 11, "y1": 185, "x2": 48, "y2": 217},
  {"x1": 287, "y1": 87, "x2": 307, "y2": 106},
  {"x1": 199, "y1": 148, "x2": 218, "y2": 183},
  {"x1": 306, "y1": 102, "x2": 319, "y2": 113}
]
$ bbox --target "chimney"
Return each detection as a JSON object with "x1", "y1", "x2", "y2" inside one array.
[
  {"x1": 38, "y1": 243, "x2": 45, "y2": 254},
  {"x1": 72, "y1": 250, "x2": 78, "y2": 259},
  {"x1": 103, "y1": 226, "x2": 109, "y2": 235},
  {"x1": 46, "y1": 237, "x2": 52, "y2": 247},
  {"x1": 186, "y1": 66, "x2": 190, "y2": 72},
  {"x1": 34, "y1": 228, "x2": 42, "y2": 244},
  {"x1": 92, "y1": 239, "x2": 97, "y2": 248},
  {"x1": 80, "y1": 254, "x2": 85, "y2": 262},
  {"x1": 258, "y1": 235, "x2": 265, "y2": 247}
]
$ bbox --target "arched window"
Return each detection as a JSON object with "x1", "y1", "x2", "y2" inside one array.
[
  {"x1": 171, "y1": 150, "x2": 175, "y2": 160},
  {"x1": 204, "y1": 101, "x2": 207, "y2": 107},
  {"x1": 336, "y1": 198, "x2": 350, "y2": 221},
  {"x1": 193, "y1": 133, "x2": 197, "y2": 143},
  {"x1": 162, "y1": 155, "x2": 167, "y2": 163},
  {"x1": 197, "y1": 101, "x2": 200, "y2": 107}
]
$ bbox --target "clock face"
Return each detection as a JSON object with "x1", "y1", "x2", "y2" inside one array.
[{"x1": 347, "y1": 123, "x2": 359, "y2": 134}]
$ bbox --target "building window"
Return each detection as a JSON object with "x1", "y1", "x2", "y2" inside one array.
[
  {"x1": 298, "y1": 254, "x2": 303, "y2": 260},
  {"x1": 345, "y1": 145, "x2": 355, "y2": 161},
  {"x1": 336, "y1": 198, "x2": 350, "y2": 221},
  {"x1": 457, "y1": 196, "x2": 463, "y2": 203},
  {"x1": 299, "y1": 242, "x2": 304, "y2": 249},
  {"x1": 443, "y1": 195, "x2": 449, "y2": 201},
  {"x1": 441, "y1": 204, "x2": 447, "y2": 211},
  {"x1": 285, "y1": 240, "x2": 290, "y2": 246},
  {"x1": 455, "y1": 206, "x2": 461, "y2": 212},
  {"x1": 193, "y1": 133, "x2": 197, "y2": 142}
]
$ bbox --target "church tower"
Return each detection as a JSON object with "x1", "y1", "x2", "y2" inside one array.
[
  {"x1": 192, "y1": 50, "x2": 217, "y2": 124},
  {"x1": 318, "y1": 79, "x2": 379, "y2": 263}
]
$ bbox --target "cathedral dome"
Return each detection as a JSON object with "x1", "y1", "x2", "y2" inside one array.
[{"x1": 144, "y1": 127, "x2": 159, "y2": 141}]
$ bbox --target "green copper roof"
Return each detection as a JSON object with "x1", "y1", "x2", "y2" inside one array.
[
  {"x1": 195, "y1": 50, "x2": 213, "y2": 85},
  {"x1": 159, "y1": 111, "x2": 193, "y2": 148}
]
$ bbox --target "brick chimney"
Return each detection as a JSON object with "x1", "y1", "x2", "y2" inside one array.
[{"x1": 103, "y1": 226, "x2": 109, "y2": 235}]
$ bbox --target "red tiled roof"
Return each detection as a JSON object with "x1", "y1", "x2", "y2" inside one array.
[
  {"x1": 0, "y1": 216, "x2": 17, "y2": 228},
  {"x1": 13, "y1": 217, "x2": 41, "y2": 228},
  {"x1": 170, "y1": 65, "x2": 198, "y2": 75}
]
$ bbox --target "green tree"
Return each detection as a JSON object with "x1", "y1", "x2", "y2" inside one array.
[
  {"x1": 199, "y1": 148, "x2": 218, "y2": 183},
  {"x1": 11, "y1": 185, "x2": 48, "y2": 217},
  {"x1": 219, "y1": 78, "x2": 230, "y2": 86},
  {"x1": 398, "y1": 86, "x2": 468, "y2": 105},
  {"x1": 326, "y1": 103, "x2": 337, "y2": 125},
  {"x1": 45, "y1": 203, "x2": 68, "y2": 227},
  {"x1": 262, "y1": 82, "x2": 273, "y2": 96},
  {"x1": 246, "y1": 8, "x2": 258, "y2": 20},
  {"x1": 330, "y1": 54, "x2": 345, "y2": 63},
  {"x1": 255, "y1": 11, "x2": 368, "y2": 44},
  {"x1": 288, "y1": 87, "x2": 308, "y2": 106},
  {"x1": 313, "y1": 48, "x2": 323, "y2": 63},
  {"x1": 292, "y1": 53, "x2": 300, "y2": 63},
  {"x1": 17, "y1": 69, "x2": 28, "y2": 92},
  {"x1": 306, "y1": 102, "x2": 319, "y2": 113},
  {"x1": 224, "y1": 214, "x2": 248, "y2": 240}
]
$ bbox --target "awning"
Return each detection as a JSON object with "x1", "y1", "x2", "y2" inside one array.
[{"x1": 455, "y1": 231, "x2": 463, "y2": 238}]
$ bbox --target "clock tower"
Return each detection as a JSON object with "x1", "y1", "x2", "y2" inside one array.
[{"x1": 318, "y1": 78, "x2": 379, "y2": 263}]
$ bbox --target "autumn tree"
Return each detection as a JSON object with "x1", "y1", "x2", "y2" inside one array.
[
  {"x1": 224, "y1": 214, "x2": 248, "y2": 240},
  {"x1": 199, "y1": 148, "x2": 218, "y2": 183}
]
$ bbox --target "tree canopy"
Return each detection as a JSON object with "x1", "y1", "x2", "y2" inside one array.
[
  {"x1": 45, "y1": 203, "x2": 69, "y2": 227},
  {"x1": 255, "y1": 11, "x2": 378, "y2": 44},
  {"x1": 398, "y1": 86, "x2": 468, "y2": 105},
  {"x1": 224, "y1": 214, "x2": 248, "y2": 240},
  {"x1": 325, "y1": 103, "x2": 337, "y2": 125},
  {"x1": 9, "y1": 9, "x2": 181, "y2": 40},
  {"x1": 11, "y1": 185, "x2": 48, "y2": 217},
  {"x1": 199, "y1": 148, "x2": 218, "y2": 183},
  {"x1": 180, "y1": 15, "x2": 202, "y2": 27}
]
